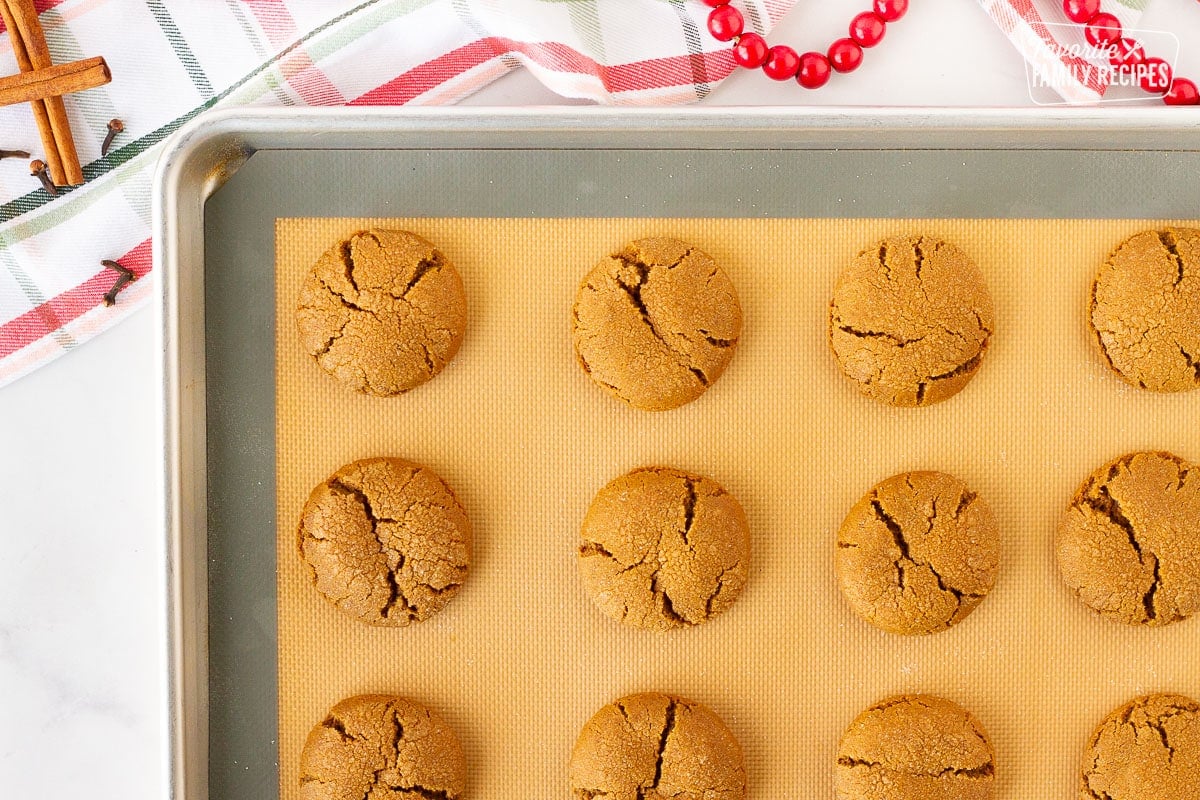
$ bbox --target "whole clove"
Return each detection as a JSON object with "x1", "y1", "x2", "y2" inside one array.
[
  {"x1": 1, "y1": 149, "x2": 32, "y2": 160},
  {"x1": 29, "y1": 159, "x2": 56, "y2": 195},
  {"x1": 101, "y1": 118, "x2": 124, "y2": 157},
  {"x1": 101, "y1": 259, "x2": 136, "y2": 306}
]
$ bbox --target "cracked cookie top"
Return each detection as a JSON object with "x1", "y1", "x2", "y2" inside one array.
[
  {"x1": 1080, "y1": 693, "x2": 1200, "y2": 800},
  {"x1": 836, "y1": 694, "x2": 995, "y2": 800},
  {"x1": 1056, "y1": 451, "x2": 1200, "y2": 627},
  {"x1": 578, "y1": 466, "x2": 750, "y2": 631},
  {"x1": 835, "y1": 471, "x2": 1000, "y2": 636},
  {"x1": 299, "y1": 694, "x2": 465, "y2": 800},
  {"x1": 828, "y1": 235, "x2": 994, "y2": 407},
  {"x1": 1090, "y1": 227, "x2": 1200, "y2": 393},
  {"x1": 295, "y1": 228, "x2": 467, "y2": 397},
  {"x1": 571, "y1": 237, "x2": 742, "y2": 411},
  {"x1": 298, "y1": 457, "x2": 471, "y2": 626},
  {"x1": 569, "y1": 692, "x2": 746, "y2": 800}
]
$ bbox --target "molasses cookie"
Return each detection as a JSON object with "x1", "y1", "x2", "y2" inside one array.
[
  {"x1": 835, "y1": 471, "x2": 1000, "y2": 635},
  {"x1": 578, "y1": 467, "x2": 750, "y2": 631},
  {"x1": 1080, "y1": 693, "x2": 1200, "y2": 800},
  {"x1": 572, "y1": 237, "x2": 742, "y2": 411},
  {"x1": 836, "y1": 694, "x2": 995, "y2": 800},
  {"x1": 570, "y1": 692, "x2": 746, "y2": 800},
  {"x1": 298, "y1": 457, "x2": 471, "y2": 626},
  {"x1": 296, "y1": 228, "x2": 467, "y2": 396},
  {"x1": 1056, "y1": 451, "x2": 1200, "y2": 626},
  {"x1": 829, "y1": 235, "x2": 994, "y2": 406},
  {"x1": 299, "y1": 694, "x2": 465, "y2": 800},
  {"x1": 1090, "y1": 227, "x2": 1200, "y2": 392}
]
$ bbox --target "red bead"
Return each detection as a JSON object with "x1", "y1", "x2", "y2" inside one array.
[
  {"x1": 707, "y1": 5, "x2": 743, "y2": 41},
  {"x1": 1164, "y1": 77, "x2": 1200, "y2": 106},
  {"x1": 850, "y1": 11, "x2": 886, "y2": 47},
  {"x1": 733, "y1": 32, "x2": 769, "y2": 69},
  {"x1": 700, "y1": 0, "x2": 729, "y2": 6},
  {"x1": 873, "y1": 0, "x2": 908, "y2": 22},
  {"x1": 1108, "y1": 37, "x2": 1145, "y2": 71},
  {"x1": 797, "y1": 52, "x2": 833, "y2": 88},
  {"x1": 827, "y1": 38, "x2": 864, "y2": 73},
  {"x1": 1063, "y1": 0, "x2": 1100, "y2": 23},
  {"x1": 1085, "y1": 13, "x2": 1121, "y2": 47},
  {"x1": 1139, "y1": 57, "x2": 1172, "y2": 94},
  {"x1": 762, "y1": 45, "x2": 801, "y2": 80}
]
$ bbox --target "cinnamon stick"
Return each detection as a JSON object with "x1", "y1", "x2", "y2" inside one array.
[
  {"x1": 3, "y1": 0, "x2": 84, "y2": 185},
  {"x1": 0, "y1": 56, "x2": 111, "y2": 108},
  {"x1": 0, "y1": 0, "x2": 65, "y2": 186}
]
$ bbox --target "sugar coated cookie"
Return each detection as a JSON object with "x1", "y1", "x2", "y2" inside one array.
[
  {"x1": 578, "y1": 466, "x2": 750, "y2": 631},
  {"x1": 299, "y1": 694, "x2": 465, "y2": 800},
  {"x1": 829, "y1": 235, "x2": 994, "y2": 406},
  {"x1": 836, "y1": 694, "x2": 995, "y2": 800},
  {"x1": 1057, "y1": 451, "x2": 1200, "y2": 626},
  {"x1": 570, "y1": 692, "x2": 746, "y2": 800},
  {"x1": 296, "y1": 228, "x2": 467, "y2": 396},
  {"x1": 572, "y1": 237, "x2": 742, "y2": 411},
  {"x1": 298, "y1": 457, "x2": 470, "y2": 626},
  {"x1": 1080, "y1": 693, "x2": 1200, "y2": 800},
  {"x1": 836, "y1": 471, "x2": 1000, "y2": 635},
  {"x1": 1091, "y1": 227, "x2": 1200, "y2": 392}
]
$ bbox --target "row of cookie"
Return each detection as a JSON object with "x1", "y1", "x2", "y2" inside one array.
[
  {"x1": 298, "y1": 690, "x2": 1199, "y2": 800},
  {"x1": 295, "y1": 227, "x2": 1200, "y2": 406},
  {"x1": 838, "y1": 448, "x2": 1200, "y2": 634},
  {"x1": 829, "y1": 227, "x2": 1200, "y2": 405},
  {"x1": 295, "y1": 449, "x2": 1199, "y2": 632}
]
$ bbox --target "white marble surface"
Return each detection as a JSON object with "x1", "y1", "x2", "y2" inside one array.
[{"x1": 1, "y1": 1, "x2": 1197, "y2": 798}]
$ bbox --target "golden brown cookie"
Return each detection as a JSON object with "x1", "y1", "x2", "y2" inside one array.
[
  {"x1": 578, "y1": 467, "x2": 750, "y2": 631},
  {"x1": 571, "y1": 237, "x2": 742, "y2": 411},
  {"x1": 836, "y1": 694, "x2": 995, "y2": 800},
  {"x1": 296, "y1": 228, "x2": 467, "y2": 396},
  {"x1": 835, "y1": 471, "x2": 1000, "y2": 635},
  {"x1": 1080, "y1": 693, "x2": 1200, "y2": 800},
  {"x1": 299, "y1": 694, "x2": 465, "y2": 800},
  {"x1": 828, "y1": 235, "x2": 995, "y2": 406},
  {"x1": 298, "y1": 457, "x2": 471, "y2": 626},
  {"x1": 1090, "y1": 228, "x2": 1200, "y2": 392},
  {"x1": 1056, "y1": 451, "x2": 1200, "y2": 626},
  {"x1": 570, "y1": 692, "x2": 746, "y2": 800}
]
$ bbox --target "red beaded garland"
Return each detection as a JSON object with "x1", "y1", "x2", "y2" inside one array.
[
  {"x1": 1062, "y1": 0, "x2": 1100, "y2": 23},
  {"x1": 703, "y1": 0, "x2": 1194, "y2": 107},
  {"x1": 850, "y1": 11, "x2": 887, "y2": 47},
  {"x1": 1108, "y1": 37, "x2": 1145, "y2": 71},
  {"x1": 828, "y1": 37, "x2": 865, "y2": 73},
  {"x1": 1164, "y1": 77, "x2": 1200, "y2": 105},
  {"x1": 762, "y1": 45, "x2": 801, "y2": 80},
  {"x1": 873, "y1": 0, "x2": 908, "y2": 22},
  {"x1": 1138, "y1": 57, "x2": 1172, "y2": 94},
  {"x1": 703, "y1": 1, "x2": 908, "y2": 89},
  {"x1": 707, "y1": 5, "x2": 744, "y2": 42},
  {"x1": 1084, "y1": 12, "x2": 1122, "y2": 47},
  {"x1": 733, "y1": 32, "x2": 770, "y2": 68},
  {"x1": 797, "y1": 51, "x2": 833, "y2": 88},
  {"x1": 1056, "y1": 0, "x2": 1196, "y2": 105}
]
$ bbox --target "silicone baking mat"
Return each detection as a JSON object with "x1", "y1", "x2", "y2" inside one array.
[{"x1": 275, "y1": 217, "x2": 1200, "y2": 799}]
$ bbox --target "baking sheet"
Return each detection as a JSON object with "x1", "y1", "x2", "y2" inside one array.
[{"x1": 274, "y1": 216, "x2": 1200, "y2": 799}]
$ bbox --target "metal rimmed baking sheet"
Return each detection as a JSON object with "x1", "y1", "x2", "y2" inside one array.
[{"x1": 157, "y1": 106, "x2": 1200, "y2": 800}]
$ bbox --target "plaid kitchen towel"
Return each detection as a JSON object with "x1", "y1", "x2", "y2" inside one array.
[
  {"x1": 0, "y1": 0, "x2": 795, "y2": 388},
  {"x1": 0, "y1": 0, "x2": 1156, "y2": 387}
]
